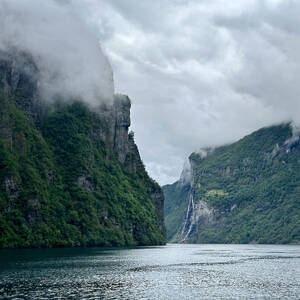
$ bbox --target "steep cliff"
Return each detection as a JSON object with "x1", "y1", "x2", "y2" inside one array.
[
  {"x1": 164, "y1": 124, "x2": 300, "y2": 244},
  {"x1": 0, "y1": 50, "x2": 165, "y2": 248}
]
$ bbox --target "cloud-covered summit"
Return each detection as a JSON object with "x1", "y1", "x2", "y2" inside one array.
[
  {"x1": 2, "y1": 0, "x2": 300, "y2": 185},
  {"x1": 0, "y1": 0, "x2": 114, "y2": 106}
]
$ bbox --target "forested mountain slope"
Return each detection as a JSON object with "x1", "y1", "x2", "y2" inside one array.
[
  {"x1": 0, "y1": 50, "x2": 165, "y2": 248},
  {"x1": 164, "y1": 124, "x2": 300, "y2": 244}
]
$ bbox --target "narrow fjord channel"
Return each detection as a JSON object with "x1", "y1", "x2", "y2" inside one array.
[{"x1": 0, "y1": 244, "x2": 299, "y2": 299}]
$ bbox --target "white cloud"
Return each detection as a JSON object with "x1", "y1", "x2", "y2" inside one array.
[
  {"x1": 0, "y1": 0, "x2": 114, "y2": 106},
  {"x1": 91, "y1": 0, "x2": 300, "y2": 185},
  {"x1": 3, "y1": 0, "x2": 300, "y2": 185}
]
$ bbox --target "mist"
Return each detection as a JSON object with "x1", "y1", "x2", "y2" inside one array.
[
  {"x1": 0, "y1": 0, "x2": 114, "y2": 106},
  {"x1": 2, "y1": 0, "x2": 300, "y2": 185},
  {"x1": 90, "y1": 0, "x2": 300, "y2": 184}
]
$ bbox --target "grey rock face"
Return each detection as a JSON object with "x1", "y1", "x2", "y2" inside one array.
[
  {"x1": 0, "y1": 50, "x2": 140, "y2": 176},
  {"x1": 93, "y1": 94, "x2": 131, "y2": 163},
  {"x1": 46, "y1": 170, "x2": 54, "y2": 184},
  {"x1": 77, "y1": 175, "x2": 94, "y2": 192},
  {"x1": 26, "y1": 209, "x2": 41, "y2": 227},
  {"x1": 26, "y1": 198, "x2": 41, "y2": 226},
  {"x1": 27, "y1": 198, "x2": 40, "y2": 207},
  {"x1": 0, "y1": 49, "x2": 43, "y2": 126},
  {"x1": 3, "y1": 177, "x2": 19, "y2": 212},
  {"x1": 95, "y1": 94, "x2": 147, "y2": 178},
  {"x1": 4, "y1": 177, "x2": 19, "y2": 199},
  {"x1": 170, "y1": 158, "x2": 218, "y2": 243},
  {"x1": 112, "y1": 94, "x2": 131, "y2": 163},
  {"x1": 178, "y1": 159, "x2": 191, "y2": 188},
  {"x1": 179, "y1": 188, "x2": 216, "y2": 243}
]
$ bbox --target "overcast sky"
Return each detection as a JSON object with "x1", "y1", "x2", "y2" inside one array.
[
  {"x1": 3, "y1": 0, "x2": 299, "y2": 185},
  {"x1": 83, "y1": 0, "x2": 300, "y2": 185}
]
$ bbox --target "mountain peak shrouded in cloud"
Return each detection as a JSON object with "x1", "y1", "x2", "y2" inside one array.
[
  {"x1": 2, "y1": 0, "x2": 300, "y2": 185},
  {"x1": 0, "y1": 0, "x2": 114, "y2": 106},
  {"x1": 179, "y1": 159, "x2": 191, "y2": 187}
]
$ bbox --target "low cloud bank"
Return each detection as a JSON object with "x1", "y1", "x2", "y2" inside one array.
[
  {"x1": 0, "y1": 0, "x2": 114, "y2": 106},
  {"x1": 93, "y1": 0, "x2": 300, "y2": 184}
]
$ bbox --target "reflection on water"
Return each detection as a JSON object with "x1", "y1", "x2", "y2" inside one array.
[{"x1": 0, "y1": 244, "x2": 299, "y2": 299}]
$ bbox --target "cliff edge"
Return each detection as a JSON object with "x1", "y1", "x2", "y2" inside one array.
[
  {"x1": 0, "y1": 50, "x2": 165, "y2": 248},
  {"x1": 164, "y1": 124, "x2": 300, "y2": 244}
]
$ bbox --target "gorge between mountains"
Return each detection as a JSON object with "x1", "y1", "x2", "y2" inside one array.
[{"x1": 0, "y1": 47, "x2": 299, "y2": 249}]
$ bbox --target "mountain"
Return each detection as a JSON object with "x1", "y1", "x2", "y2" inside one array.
[
  {"x1": 164, "y1": 124, "x2": 300, "y2": 244},
  {"x1": 0, "y1": 50, "x2": 165, "y2": 248}
]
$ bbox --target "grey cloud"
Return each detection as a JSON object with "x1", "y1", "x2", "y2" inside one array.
[
  {"x1": 3, "y1": 0, "x2": 297, "y2": 185},
  {"x1": 107, "y1": 0, "x2": 176, "y2": 33},
  {"x1": 90, "y1": 0, "x2": 299, "y2": 184},
  {"x1": 0, "y1": 0, "x2": 114, "y2": 106},
  {"x1": 215, "y1": 0, "x2": 300, "y2": 123}
]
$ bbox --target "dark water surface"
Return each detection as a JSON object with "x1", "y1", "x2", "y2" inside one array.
[{"x1": 0, "y1": 244, "x2": 299, "y2": 299}]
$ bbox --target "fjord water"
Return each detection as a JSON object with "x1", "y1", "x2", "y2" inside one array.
[{"x1": 0, "y1": 244, "x2": 299, "y2": 299}]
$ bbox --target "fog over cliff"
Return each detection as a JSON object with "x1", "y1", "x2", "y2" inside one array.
[
  {"x1": 2, "y1": 0, "x2": 300, "y2": 185},
  {"x1": 0, "y1": 0, "x2": 114, "y2": 105}
]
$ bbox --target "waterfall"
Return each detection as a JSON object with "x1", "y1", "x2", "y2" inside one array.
[{"x1": 179, "y1": 188, "x2": 195, "y2": 242}]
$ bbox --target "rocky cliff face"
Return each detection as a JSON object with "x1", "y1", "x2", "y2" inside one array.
[
  {"x1": 164, "y1": 158, "x2": 217, "y2": 243},
  {"x1": 0, "y1": 50, "x2": 165, "y2": 248},
  {"x1": 179, "y1": 191, "x2": 216, "y2": 243},
  {"x1": 0, "y1": 49, "x2": 42, "y2": 125},
  {"x1": 164, "y1": 124, "x2": 300, "y2": 244}
]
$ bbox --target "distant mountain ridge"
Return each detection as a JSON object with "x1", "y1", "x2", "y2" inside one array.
[
  {"x1": 164, "y1": 124, "x2": 300, "y2": 244},
  {"x1": 0, "y1": 50, "x2": 165, "y2": 248}
]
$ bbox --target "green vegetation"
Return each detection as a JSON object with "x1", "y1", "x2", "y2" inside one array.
[
  {"x1": 163, "y1": 182, "x2": 190, "y2": 241},
  {"x1": 0, "y1": 93, "x2": 165, "y2": 248},
  {"x1": 164, "y1": 124, "x2": 300, "y2": 244}
]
